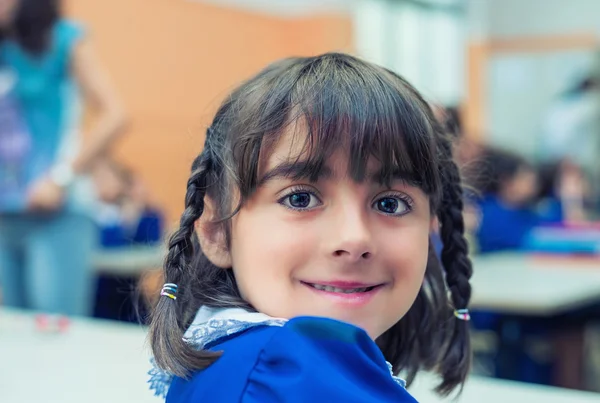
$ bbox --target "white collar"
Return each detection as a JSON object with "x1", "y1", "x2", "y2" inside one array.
[{"x1": 183, "y1": 305, "x2": 286, "y2": 343}]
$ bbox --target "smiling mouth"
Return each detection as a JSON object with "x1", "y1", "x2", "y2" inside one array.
[{"x1": 302, "y1": 282, "x2": 381, "y2": 294}]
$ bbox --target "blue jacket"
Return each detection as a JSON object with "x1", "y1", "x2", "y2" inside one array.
[{"x1": 150, "y1": 309, "x2": 417, "y2": 402}]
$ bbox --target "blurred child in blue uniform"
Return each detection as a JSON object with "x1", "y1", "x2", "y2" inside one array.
[
  {"x1": 92, "y1": 158, "x2": 163, "y2": 248},
  {"x1": 474, "y1": 148, "x2": 592, "y2": 253},
  {"x1": 474, "y1": 148, "x2": 541, "y2": 253},
  {"x1": 92, "y1": 158, "x2": 163, "y2": 322}
]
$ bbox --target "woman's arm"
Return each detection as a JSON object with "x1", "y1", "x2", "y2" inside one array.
[
  {"x1": 69, "y1": 39, "x2": 127, "y2": 174},
  {"x1": 28, "y1": 39, "x2": 127, "y2": 211}
]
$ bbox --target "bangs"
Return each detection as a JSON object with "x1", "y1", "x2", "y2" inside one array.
[{"x1": 228, "y1": 53, "x2": 442, "y2": 206}]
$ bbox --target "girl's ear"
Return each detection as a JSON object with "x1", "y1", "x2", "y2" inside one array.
[{"x1": 195, "y1": 196, "x2": 232, "y2": 268}]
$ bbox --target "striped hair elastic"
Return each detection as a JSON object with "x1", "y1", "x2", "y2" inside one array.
[
  {"x1": 454, "y1": 309, "x2": 470, "y2": 321},
  {"x1": 160, "y1": 283, "x2": 178, "y2": 300}
]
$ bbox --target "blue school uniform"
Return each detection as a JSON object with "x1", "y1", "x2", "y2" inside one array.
[
  {"x1": 475, "y1": 195, "x2": 541, "y2": 253},
  {"x1": 97, "y1": 206, "x2": 163, "y2": 248},
  {"x1": 149, "y1": 307, "x2": 417, "y2": 402}
]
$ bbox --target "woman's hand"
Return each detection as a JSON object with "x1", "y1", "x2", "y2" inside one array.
[{"x1": 26, "y1": 177, "x2": 65, "y2": 212}]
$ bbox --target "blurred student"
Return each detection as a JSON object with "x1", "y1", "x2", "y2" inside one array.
[
  {"x1": 92, "y1": 158, "x2": 163, "y2": 248},
  {"x1": 475, "y1": 148, "x2": 541, "y2": 253},
  {"x1": 537, "y1": 159, "x2": 590, "y2": 224},
  {"x1": 91, "y1": 157, "x2": 163, "y2": 322},
  {"x1": 0, "y1": 0, "x2": 126, "y2": 315}
]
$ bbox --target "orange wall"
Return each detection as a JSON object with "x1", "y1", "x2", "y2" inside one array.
[{"x1": 64, "y1": 0, "x2": 353, "y2": 224}]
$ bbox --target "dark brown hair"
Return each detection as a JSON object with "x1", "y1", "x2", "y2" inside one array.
[
  {"x1": 149, "y1": 53, "x2": 472, "y2": 395},
  {"x1": 0, "y1": 0, "x2": 60, "y2": 55}
]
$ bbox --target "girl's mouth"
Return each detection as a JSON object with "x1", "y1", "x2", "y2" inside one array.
[
  {"x1": 301, "y1": 281, "x2": 385, "y2": 305},
  {"x1": 305, "y1": 283, "x2": 379, "y2": 293}
]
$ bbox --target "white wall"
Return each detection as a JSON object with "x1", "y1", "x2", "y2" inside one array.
[
  {"x1": 468, "y1": 0, "x2": 600, "y2": 157},
  {"x1": 468, "y1": 0, "x2": 600, "y2": 40},
  {"x1": 487, "y1": 0, "x2": 600, "y2": 39},
  {"x1": 354, "y1": 0, "x2": 467, "y2": 106},
  {"x1": 466, "y1": 0, "x2": 489, "y2": 41},
  {"x1": 487, "y1": 50, "x2": 596, "y2": 158}
]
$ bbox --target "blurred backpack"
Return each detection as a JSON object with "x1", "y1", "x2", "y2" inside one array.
[{"x1": 0, "y1": 62, "x2": 32, "y2": 212}]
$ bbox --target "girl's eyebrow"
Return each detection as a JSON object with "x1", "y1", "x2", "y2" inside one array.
[{"x1": 258, "y1": 161, "x2": 333, "y2": 186}]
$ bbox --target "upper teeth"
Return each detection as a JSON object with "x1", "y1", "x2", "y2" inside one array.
[{"x1": 311, "y1": 284, "x2": 369, "y2": 293}]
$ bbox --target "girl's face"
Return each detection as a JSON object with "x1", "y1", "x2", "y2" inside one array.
[
  {"x1": 204, "y1": 125, "x2": 433, "y2": 339},
  {"x1": 0, "y1": 0, "x2": 18, "y2": 28}
]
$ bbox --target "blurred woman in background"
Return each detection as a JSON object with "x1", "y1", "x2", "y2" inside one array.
[{"x1": 0, "y1": 0, "x2": 126, "y2": 315}]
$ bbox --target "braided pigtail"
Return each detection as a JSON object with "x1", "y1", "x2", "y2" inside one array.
[
  {"x1": 148, "y1": 145, "x2": 221, "y2": 378},
  {"x1": 435, "y1": 132, "x2": 474, "y2": 394}
]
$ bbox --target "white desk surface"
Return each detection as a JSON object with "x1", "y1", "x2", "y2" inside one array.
[
  {"x1": 2, "y1": 309, "x2": 600, "y2": 403},
  {"x1": 0, "y1": 309, "x2": 160, "y2": 403},
  {"x1": 470, "y1": 253, "x2": 600, "y2": 315}
]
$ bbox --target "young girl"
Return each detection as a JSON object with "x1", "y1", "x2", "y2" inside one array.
[{"x1": 148, "y1": 53, "x2": 473, "y2": 402}]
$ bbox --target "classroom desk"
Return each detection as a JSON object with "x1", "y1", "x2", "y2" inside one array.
[
  {"x1": 467, "y1": 253, "x2": 600, "y2": 387},
  {"x1": 2, "y1": 308, "x2": 599, "y2": 403},
  {"x1": 470, "y1": 253, "x2": 600, "y2": 316}
]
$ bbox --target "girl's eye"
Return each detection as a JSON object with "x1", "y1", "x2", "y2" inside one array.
[
  {"x1": 373, "y1": 195, "x2": 412, "y2": 216},
  {"x1": 279, "y1": 191, "x2": 322, "y2": 211}
]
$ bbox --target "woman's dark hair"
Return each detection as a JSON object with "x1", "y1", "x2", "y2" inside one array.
[
  {"x1": 148, "y1": 53, "x2": 473, "y2": 395},
  {"x1": 0, "y1": 0, "x2": 60, "y2": 55}
]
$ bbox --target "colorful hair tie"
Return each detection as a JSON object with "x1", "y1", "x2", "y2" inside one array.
[
  {"x1": 454, "y1": 308, "x2": 470, "y2": 321},
  {"x1": 161, "y1": 283, "x2": 178, "y2": 300}
]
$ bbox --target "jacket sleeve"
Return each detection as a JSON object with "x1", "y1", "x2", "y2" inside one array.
[{"x1": 242, "y1": 316, "x2": 418, "y2": 403}]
